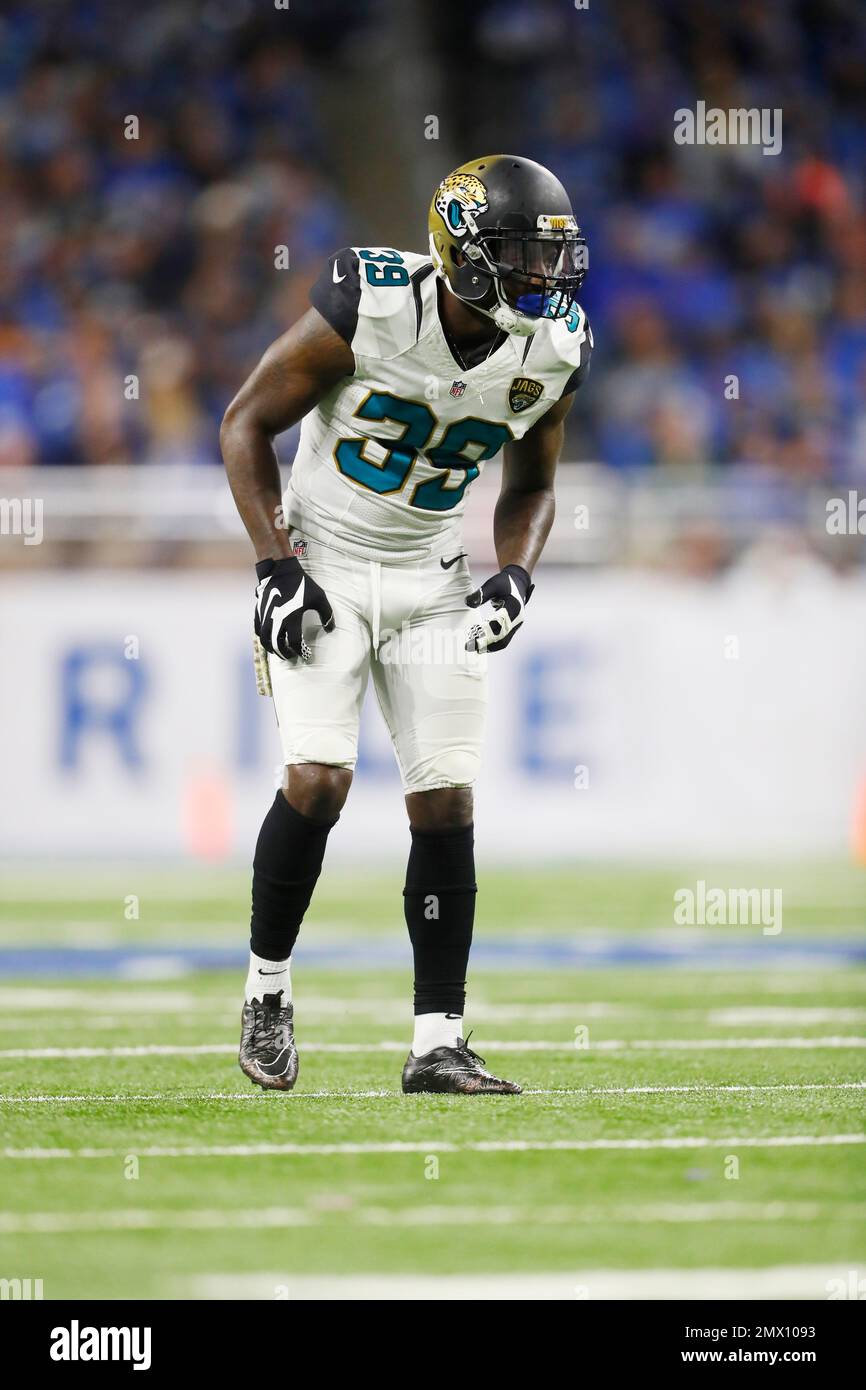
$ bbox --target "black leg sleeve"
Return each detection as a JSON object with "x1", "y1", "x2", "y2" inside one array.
[
  {"x1": 250, "y1": 791, "x2": 338, "y2": 960},
  {"x1": 403, "y1": 823, "x2": 476, "y2": 1016}
]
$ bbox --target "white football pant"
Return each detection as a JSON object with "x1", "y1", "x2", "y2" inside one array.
[{"x1": 266, "y1": 535, "x2": 488, "y2": 792}]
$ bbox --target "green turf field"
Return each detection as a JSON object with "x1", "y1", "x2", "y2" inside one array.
[{"x1": 0, "y1": 864, "x2": 864, "y2": 1300}]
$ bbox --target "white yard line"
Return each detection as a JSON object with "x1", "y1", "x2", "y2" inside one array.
[
  {"x1": 564, "y1": 1081, "x2": 866, "y2": 1096},
  {"x1": 0, "y1": 990, "x2": 631, "y2": 1020},
  {"x1": 3, "y1": 988, "x2": 865, "y2": 1025},
  {"x1": 595, "y1": 1036, "x2": 866, "y2": 1050},
  {"x1": 3, "y1": 1134, "x2": 863, "y2": 1161},
  {"x1": 709, "y1": 1007, "x2": 866, "y2": 1025},
  {"x1": 1, "y1": 1009, "x2": 864, "y2": 1034},
  {"x1": 1, "y1": 1081, "x2": 863, "y2": 1104},
  {"x1": 1, "y1": 1035, "x2": 865, "y2": 1059},
  {"x1": 0, "y1": 989, "x2": 203, "y2": 1013},
  {"x1": 0, "y1": 1091, "x2": 391, "y2": 1103},
  {"x1": 183, "y1": 1265, "x2": 862, "y2": 1301},
  {"x1": 1, "y1": 1202, "x2": 863, "y2": 1237},
  {"x1": 0, "y1": 1043, "x2": 237, "y2": 1058}
]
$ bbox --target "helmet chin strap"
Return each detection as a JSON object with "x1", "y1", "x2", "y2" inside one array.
[
  {"x1": 488, "y1": 300, "x2": 544, "y2": 337},
  {"x1": 430, "y1": 234, "x2": 544, "y2": 339},
  {"x1": 441, "y1": 269, "x2": 543, "y2": 338}
]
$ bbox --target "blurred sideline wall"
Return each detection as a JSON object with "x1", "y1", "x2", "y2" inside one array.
[{"x1": 4, "y1": 566, "x2": 866, "y2": 863}]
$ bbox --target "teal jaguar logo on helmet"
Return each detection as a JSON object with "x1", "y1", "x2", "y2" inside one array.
[{"x1": 434, "y1": 172, "x2": 489, "y2": 239}]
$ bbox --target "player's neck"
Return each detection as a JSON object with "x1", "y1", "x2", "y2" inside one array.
[{"x1": 437, "y1": 278, "x2": 500, "y2": 351}]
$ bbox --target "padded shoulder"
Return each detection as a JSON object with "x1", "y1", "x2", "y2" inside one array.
[
  {"x1": 353, "y1": 248, "x2": 432, "y2": 359},
  {"x1": 310, "y1": 247, "x2": 433, "y2": 360},
  {"x1": 309, "y1": 248, "x2": 362, "y2": 345},
  {"x1": 527, "y1": 302, "x2": 593, "y2": 395}
]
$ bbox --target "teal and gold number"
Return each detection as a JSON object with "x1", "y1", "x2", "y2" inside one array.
[
  {"x1": 358, "y1": 248, "x2": 410, "y2": 287},
  {"x1": 334, "y1": 394, "x2": 433, "y2": 495},
  {"x1": 335, "y1": 393, "x2": 512, "y2": 512},
  {"x1": 413, "y1": 417, "x2": 511, "y2": 511}
]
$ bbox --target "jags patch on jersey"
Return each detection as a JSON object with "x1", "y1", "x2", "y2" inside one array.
[{"x1": 508, "y1": 377, "x2": 544, "y2": 413}]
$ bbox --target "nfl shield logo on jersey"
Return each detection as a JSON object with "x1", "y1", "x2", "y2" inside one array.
[
  {"x1": 449, "y1": 379, "x2": 467, "y2": 398},
  {"x1": 508, "y1": 377, "x2": 544, "y2": 412}
]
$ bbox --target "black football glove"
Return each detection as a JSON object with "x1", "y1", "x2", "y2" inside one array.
[
  {"x1": 255, "y1": 556, "x2": 335, "y2": 663},
  {"x1": 465, "y1": 564, "x2": 534, "y2": 653}
]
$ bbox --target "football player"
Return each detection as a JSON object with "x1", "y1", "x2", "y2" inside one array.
[{"x1": 222, "y1": 154, "x2": 592, "y2": 1094}]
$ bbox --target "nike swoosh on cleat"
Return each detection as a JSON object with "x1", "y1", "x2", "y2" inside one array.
[
  {"x1": 440, "y1": 553, "x2": 467, "y2": 570},
  {"x1": 257, "y1": 1048, "x2": 294, "y2": 1078}
]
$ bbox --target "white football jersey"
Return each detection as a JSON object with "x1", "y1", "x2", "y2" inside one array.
[{"x1": 286, "y1": 247, "x2": 592, "y2": 562}]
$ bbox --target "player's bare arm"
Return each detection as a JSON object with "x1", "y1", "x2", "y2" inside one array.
[
  {"x1": 221, "y1": 309, "x2": 354, "y2": 662},
  {"x1": 465, "y1": 394, "x2": 574, "y2": 653},
  {"x1": 495, "y1": 391, "x2": 573, "y2": 571},
  {"x1": 220, "y1": 308, "x2": 354, "y2": 562}
]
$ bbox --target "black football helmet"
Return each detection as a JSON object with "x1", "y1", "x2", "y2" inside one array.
[{"x1": 429, "y1": 154, "x2": 587, "y2": 337}]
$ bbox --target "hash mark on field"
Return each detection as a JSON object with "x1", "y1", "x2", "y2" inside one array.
[
  {"x1": 1, "y1": 1081, "x2": 864, "y2": 1104},
  {"x1": 3, "y1": 1135, "x2": 863, "y2": 1161},
  {"x1": 1, "y1": 1036, "x2": 864, "y2": 1058}
]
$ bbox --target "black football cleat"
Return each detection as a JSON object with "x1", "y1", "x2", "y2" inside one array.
[
  {"x1": 238, "y1": 994, "x2": 298, "y2": 1091},
  {"x1": 402, "y1": 1035, "x2": 522, "y2": 1095}
]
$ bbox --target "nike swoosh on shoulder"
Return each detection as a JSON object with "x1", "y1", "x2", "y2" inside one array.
[
  {"x1": 440, "y1": 553, "x2": 467, "y2": 570},
  {"x1": 332, "y1": 261, "x2": 346, "y2": 283}
]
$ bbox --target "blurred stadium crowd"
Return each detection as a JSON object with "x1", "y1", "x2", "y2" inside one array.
[
  {"x1": 0, "y1": 0, "x2": 357, "y2": 470},
  {"x1": 432, "y1": 0, "x2": 866, "y2": 486},
  {"x1": 1, "y1": 0, "x2": 864, "y2": 492}
]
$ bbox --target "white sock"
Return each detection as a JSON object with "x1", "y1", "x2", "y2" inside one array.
[
  {"x1": 245, "y1": 952, "x2": 291, "y2": 1006},
  {"x1": 412, "y1": 1011, "x2": 463, "y2": 1056}
]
